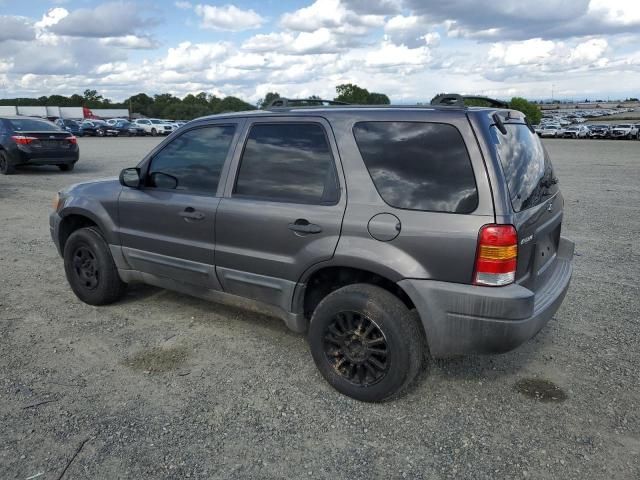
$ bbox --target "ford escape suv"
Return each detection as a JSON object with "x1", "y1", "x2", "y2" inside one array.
[{"x1": 50, "y1": 95, "x2": 574, "y2": 402}]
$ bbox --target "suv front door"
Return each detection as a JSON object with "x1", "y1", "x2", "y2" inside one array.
[
  {"x1": 215, "y1": 118, "x2": 346, "y2": 311},
  {"x1": 119, "y1": 121, "x2": 242, "y2": 288}
]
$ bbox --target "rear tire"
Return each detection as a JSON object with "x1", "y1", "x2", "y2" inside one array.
[
  {"x1": 0, "y1": 151, "x2": 15, "y2": 175},
  {"x1": 308, "y1": 284, "x2": 425, "y2": 402},
  {"x1": 58, "y1": 163, "x2": 74, "y2": 172},
  {"x1": 63, "y1": 227, "x2": 126, "y2": 305}
]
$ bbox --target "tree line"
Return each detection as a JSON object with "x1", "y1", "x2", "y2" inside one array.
[
  {"x1": 0, "y1": 85, "x2": 543, "y2": 123},
  {"x1": 0, "y1": 84, "x2": 391, "y2": 120}
]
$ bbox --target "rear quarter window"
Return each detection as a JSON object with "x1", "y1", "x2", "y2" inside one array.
[{"x1": 353, "y1": 121, "x2": 478, "y2": 213}]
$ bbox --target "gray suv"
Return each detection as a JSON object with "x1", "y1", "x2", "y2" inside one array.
[{"x1": 50, "y1": 95, "x2": 574, "y2": 402}]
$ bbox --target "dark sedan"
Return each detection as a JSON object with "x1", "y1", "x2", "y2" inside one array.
[
  {"x1": 80, "y1": 120, "x2": 119, "y2": 137},
  {"x1": 112, "y1": 120, "x2": 144, "y2": 136},
  {"x1": 55, "y1": 118, "x2": 83, "y2": 137},
  {"x1": 0, "y1": 117, "x2": 79, "y2": 174}
]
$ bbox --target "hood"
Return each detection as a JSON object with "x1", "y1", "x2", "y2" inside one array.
[{"x1": 60, "y1": 177, "x2": 120, "y2": 197}]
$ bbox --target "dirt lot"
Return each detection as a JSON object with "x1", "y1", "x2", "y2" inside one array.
[{"x1": 1, "y1": 137, "x2": 639, "y2": 479}]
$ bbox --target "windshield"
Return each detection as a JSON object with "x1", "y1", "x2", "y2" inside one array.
[
  {"x1": 151, "y1": 120, "x2": 162, "y2": 124},
  {"x1": 491, "y1": 123, "x2": 558, "y2": 212},
  {"x1": 9, "y1": 118, "x2": 59, "y2": 132}
]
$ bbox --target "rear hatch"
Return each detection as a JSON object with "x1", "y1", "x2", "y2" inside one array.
[{"x1": 487, "y1": 114, "x2": 563, "y2": 291}]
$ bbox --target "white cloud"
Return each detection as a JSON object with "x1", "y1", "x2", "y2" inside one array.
[
  {"x1": 99, "y1": 35, "x2": 158, "y2": 49},
  {"x1": 280, "y1": 0, "x2": 383, "y2": 33},
  {"x1": 163, "y1": 41, "x2": 230, "y2": 71},
  {"x1": 194, "y1": 4, "x2": 264, "y2": 31},
  {"x1": 0, "y1": 16, "x2": 36, "y2": 42},
  {"x1": 365, "y1": 41, "x2": 431, "y2": 69},
  {"x1": 48, "y1": 2, "x2": 158, "y2": 38}
]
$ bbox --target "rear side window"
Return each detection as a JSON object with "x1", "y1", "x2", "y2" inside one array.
[
  {"x1": 491, "y1": 124, "x2": 558, "y2": 212},
  {"x1": 234, "y1": 123, "x2": 339, "y2": 204},
  {"x1": 147, "y1": 125, "x2": 236, "y2": 195},
  {"x1": 353, "y1": 122, "x2": 478, "y2": 213},
  {"x1": 9, "y1": 119, "x2": 59, "y2": 132}
]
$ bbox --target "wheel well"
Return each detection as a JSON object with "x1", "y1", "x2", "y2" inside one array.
[
  {"x1": 303, "y1": 267, "x2": 415, "y2": 319},
  {"x1": 58, "y1": 215, "x2": 98, "y2": 251}
]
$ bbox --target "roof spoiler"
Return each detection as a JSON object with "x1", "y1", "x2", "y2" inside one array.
[
  {"x1": 266, "y1": 98, "x2": 350, "y2": 108},
  {"x1": 431, "y1": 94, "x2": 509, "y2": 109}
]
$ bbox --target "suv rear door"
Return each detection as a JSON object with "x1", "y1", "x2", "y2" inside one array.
[
  {"x1": 118, "y1": 121, "x2": 243, "y2": 288},
  {"x1": 473, "y1": 111, "x2": 564, "y2": 291},
  {"x1": 215, "y1": 117, "x2": 346, "y2": 311}
]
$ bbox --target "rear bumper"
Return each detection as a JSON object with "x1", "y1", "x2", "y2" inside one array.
[
  {"x1": 399, "y1": 237, "x2": 574, "y2": 357},
  {"x1": 8, "y1": 147, "x2": 78, "y2": 166}
]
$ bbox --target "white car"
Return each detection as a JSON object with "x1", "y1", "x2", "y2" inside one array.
[
  {"x1": 609, "y1": 124, "x2": 639, "y2": 140},
  {"x1": 538, "y1": 125, "x2": 564, "y2": 138},
  {"x1": 562, "y1": 125, "x2": 590, "y2": 138},
  {"x1": 133, "y1": 118, "x2": 174, "y2": 136}
]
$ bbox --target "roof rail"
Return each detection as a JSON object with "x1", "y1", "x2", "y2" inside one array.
[
  {"x1": 431, "y1": 93, "x2": 509, "y2": 109},
  {"x1": 266, "y1": 98, "x2": 350, "y2": 108}
]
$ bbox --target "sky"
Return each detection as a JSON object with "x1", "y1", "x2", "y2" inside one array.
[{"x1": 0, "y1": 0, "x2": 639, "y2": 103}]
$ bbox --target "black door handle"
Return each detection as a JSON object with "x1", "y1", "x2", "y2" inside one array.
[
  {"x1": 288, "y1": 219, "x2": 322, "y2": 234},
  {"x1": 179, "y1": 207, "x2": 205, "y2": 221}
]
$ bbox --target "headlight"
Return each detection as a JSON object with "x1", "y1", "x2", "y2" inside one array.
[{"x1": 52, "y1": 192, "x2": 61, "y2": 211}]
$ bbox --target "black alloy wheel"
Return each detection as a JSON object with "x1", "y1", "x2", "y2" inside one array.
[
  {"x1": 72, "y1": 245, "x2": 99, "y2": 290},
  {"x1": 323, "y1": 311, "x2": 389, "y2": 386}
]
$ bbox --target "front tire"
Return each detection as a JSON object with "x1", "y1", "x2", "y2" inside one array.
[
  {"x1": 0, "y1": 151, "x2": 15, "y2": 175},
  {"x1": 308, "y1": 284, "x2": 425, "y2": 402},
  {"x1": 63, "y1": 227, "x2": 126, "y2": 305},
  {"x1": 58, "y1": 163, "x2": 75, "y2": 172},
  {"x1": 151, "y1": 128, "x2": 157, "y2": 136}
]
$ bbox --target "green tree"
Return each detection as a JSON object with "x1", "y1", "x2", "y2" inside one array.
[
  {"x1": 509, "y1": 97, "x2": 542, "y2": 124},
  {"x1": 258, "y1": 92, "x2": 280, "y2": 108},
  {"x1": 367, "y1": 92, "x2": 390, "y2": 105},
  {"x1": 335, "y1": 83, "x2": 370, "y2": 104}
]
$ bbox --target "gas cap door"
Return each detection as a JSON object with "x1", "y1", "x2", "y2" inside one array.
[{"x1": 367, "y1": 213, "x2": 401, "y2": 241}]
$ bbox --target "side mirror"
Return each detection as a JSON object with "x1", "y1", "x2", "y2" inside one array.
[{"x1": 119, "y1": 168, "x2": 141, "y2": 188}]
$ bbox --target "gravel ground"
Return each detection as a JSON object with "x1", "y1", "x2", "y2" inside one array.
[{"x1": 0, "y1": 137, "x2": 639, "y2": 479}]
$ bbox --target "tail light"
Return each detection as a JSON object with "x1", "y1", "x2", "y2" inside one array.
[
  {"x1": 473, "y1": 224, "x2": 518, "y2": 286},
  {"x1": 11, "y1": 135, "x2": 37, "y2": 145},
  {"x1": 66, "y1": 136, "x2": 77, "y2": 144}
]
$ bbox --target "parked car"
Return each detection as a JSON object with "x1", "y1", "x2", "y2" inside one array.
[
  {"x1": 80, "y1": 120, "x2": 119, "y2": 137},
  {"x1": 562, "y1": 125, "x2": 590, "y2": 138},
  {"x1": 55, "y1": 118, "x2": 83, "y2": 137},
  {"x1": 538, "y1": 125, "x2": 563, "y2": 137},
  {"x1": 50, "y1": 97, "x2": 574, "y2": 401},
  {"x1": 111, "y1": 120, "x2": 144, "y2": 137},
  {"x1": 133, "y1": 119, "x2": 174, "y2": 136},
  {"x1": 609, "y1": 124, "x2": 639, "y2": 139},
  {"x1": 588, "y1": 124, "x2": 610, "y2": 139},
  {"x1": 0, "y1": 116, "x2": 78, "y2": 174}
]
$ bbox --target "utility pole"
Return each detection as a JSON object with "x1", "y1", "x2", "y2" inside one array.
[{"x1": 551, "y1": 84, "x2": 554, "y2": 102}]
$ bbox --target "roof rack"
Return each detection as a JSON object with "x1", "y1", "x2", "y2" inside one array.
[
  {"x1": 266, "y1": 98, "x2": 350, "y2": 108},
  {"x1": 431, "y1": 94, "x2": 509, "y2": 109}
]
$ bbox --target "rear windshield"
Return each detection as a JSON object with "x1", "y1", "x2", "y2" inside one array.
[
  {"x1": 491, "y1": 123, "x2": 558, "y2": 212},
  {"x1": 8, "y1": 118, "x2": 59, "y2": 132}
]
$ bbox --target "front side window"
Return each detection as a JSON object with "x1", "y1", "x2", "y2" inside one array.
[
  {"x1": 234, "y1": 123, "x2": 339, "y2": 204},
  {"x1": 147, "y1": 125, "x2": 236, "y2": 195},
  {"x1": 353, "y1": 122, "x2": 478, "y2": 213}
]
